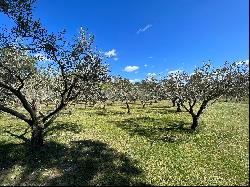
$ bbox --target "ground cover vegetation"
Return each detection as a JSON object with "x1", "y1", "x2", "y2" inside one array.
[{"x1": 0, "y1": 0, "x2": 249, "y2": 186}]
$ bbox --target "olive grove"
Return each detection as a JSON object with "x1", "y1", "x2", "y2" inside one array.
[{"x1": 0, "y1": 0, "x2": 249, "y2": 152}]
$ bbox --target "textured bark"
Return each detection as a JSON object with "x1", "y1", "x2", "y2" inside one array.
[
  {"x1": 172, "y1": 98, "x2": 177, "y2": 107},
  {"x1": 31, "y1": 123, "x2": 44, "y2": 149},
  {"x1": 126, "y1": 101, "x2": 130, "y2": 114},
  {"x1": 191, "y1": 116, "x2": 199, "y2": 130},
  {"x1": 182, "y1": 100, "x2": 209, "y2": 130}
]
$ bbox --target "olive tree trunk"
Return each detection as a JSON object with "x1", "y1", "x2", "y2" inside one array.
[
  {"x1": 126, "y1": 101, "x2": 130, "y2": 114},
  {"x1": 191, "y1": 116, "x2": 199, "y2": 130},
  {"x1": 171, "y1": 98, "x2": 177, "y2": 107},
  {"x1": 182, "y1": 100, "x2": 209, "y2": 131},
  {"x1": 31, "y1": 122, "x2": 44, "y2": 149}
]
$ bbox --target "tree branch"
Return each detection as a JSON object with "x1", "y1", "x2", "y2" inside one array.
[
  {"x1": 196, "y1": 100, "x2": 209, "y2": 117},
  {"x1": 0, "y1": 64, "x2": 25, "y2": 90},
  {"x1": 0, "y1": 81, "x2": 36, "y2": 121},
  {"x1": 0, "y1": 104, "x2": 31, "y2": 124},
  {"x1": 42, "y1": 102, "x2": 66, "y2": 124}
]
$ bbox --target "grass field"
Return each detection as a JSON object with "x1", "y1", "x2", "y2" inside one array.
[{"x1": 0, "y1": 101, "x2": 249, "y2": 186}]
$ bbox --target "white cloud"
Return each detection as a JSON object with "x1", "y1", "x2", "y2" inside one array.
[
  {"x1": 129, "y1": 79, "x2": 140, "y2": 83},
  {"x1": 104, "y1": 49, "x2": 117, "y2": 58},
  {"x1": 137, "y1": 24, "x2": 152, "y2": 34},
  {"x1": 113, "y1": 58, "x2": 119, "y2": 61},
  {"x1": 124, "y1": 65, "x2": 139, "y2": 72},
  {"x1": 168, "y1": 69, "x2": 183, "y2": 74},
  {"x1": 144, "y1": 64, "x2": 148, "y2": 67},
  {"x1": 147, "y1": 72, "x2": 157, "y2": 77}
]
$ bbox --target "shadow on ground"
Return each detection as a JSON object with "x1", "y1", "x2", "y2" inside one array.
[
  {"x1": 44, "y1": 121, "x2": 84, "y2": 137},
  {"x1": 133, "y1": 106, "x2": 189, "y2": 115},
  {"x1": 111, "y1": 116, "x2": 196, "y2": 143},
  {"x1": 1, "y1": 121, "x2": 84, "y2": 144},
  {"x1": 0, "y1": 140, "x2": 147, "y2": 186}
]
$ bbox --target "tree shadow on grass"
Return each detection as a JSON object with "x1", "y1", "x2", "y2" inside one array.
[
  {"x1": 93, "y1": 110, "x2": 127, "y2": 116},
  {"x1": 150, "y1": 107, "x2": 189, "y2": 114},
  {"x1": 149, "y1": 105, "x2": 172, "y2": 109},
  {"x1": 135, "y1": 107, "x2": 188, "y2": 115},
  {"x1": 111, "y1": 117, "x2": 196, "y2": 144},
  {"x1": 92, "y1": 110, "x2": 109, "y2": 116},
  {"x1": 0, "y1": 140, "x2": 147, "y2": 186},
  {"x1": 44, "y1": 121, "x2": 84, "y2": 137},
  {"x1": 1, "y1": 121, "x2": 84, "y2": 144},
  {"x1": 82, "y1": 109, "x2": 126, "y2": 117}
]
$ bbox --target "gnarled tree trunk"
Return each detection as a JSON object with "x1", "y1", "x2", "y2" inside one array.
[
  {"x1": 31, "y1": 123, "x2": 44, "y2": 149},
  {"x1": 126, "y1": 101, "x2": 130, "y2": 114},
  {"x1": 172, "y1": 98, "x2": 177, "y2": 107},
  {"x1": 190, "y1": 100, "x2": 209, "y2": 130},
  {"x1": 84, "y1": 100, "x2": 87, "y2": 109},
  {"x1": 191, "y1": 116, "x2": 199, "y2": 130}
]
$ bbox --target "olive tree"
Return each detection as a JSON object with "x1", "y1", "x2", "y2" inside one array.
[
  {"x1": 111, "y1": 76, "x2": 134, "y2": 114},
  {"x1": 161, "y1": 71, "x2": 186, "y2": 112},
  {"x1": 137, "y1": 76, "x2": 158, "y2": 108},
  {"x1": 179, "y1": 62, "x2": 249, "y2": 130},
  {"x1": 0, "y1": 0, "x2": 108, "y2": 149}
]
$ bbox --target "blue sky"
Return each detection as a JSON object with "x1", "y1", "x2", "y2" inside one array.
[{"x1": 1, "y1": 0, "x2": 249, "y2": 82}]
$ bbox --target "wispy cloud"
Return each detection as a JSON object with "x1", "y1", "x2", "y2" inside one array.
[
  {"x1": 124, "y1": 65, "x2": 139, "y2": 72},
  {"x1": 104, "y1": 49, "x2": 117, "y2": 58},
  {"x1": 144, "y1": 64, "x2": 148, "y2": 67},
  {"x1": 148, "y1": 56, "x2": 153, "y2": 59},
  {"x1": 137, "y1": 24, "x2": 152, "y2": 34},
  {"x1": 113, "y1": 57, "x2": 119, "y2": 61}
]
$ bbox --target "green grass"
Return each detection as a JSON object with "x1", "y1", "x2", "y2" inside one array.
[{"x1": 0, "y1": 101, "x2": 249, "y2": 186}]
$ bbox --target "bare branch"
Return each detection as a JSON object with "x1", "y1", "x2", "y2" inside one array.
[
  {"x1": 0, "y1": 81, "x2": 36, "y2": 121},
  {"x1": 0, "y1": 104, "x2": 31, "y2": 124}
]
